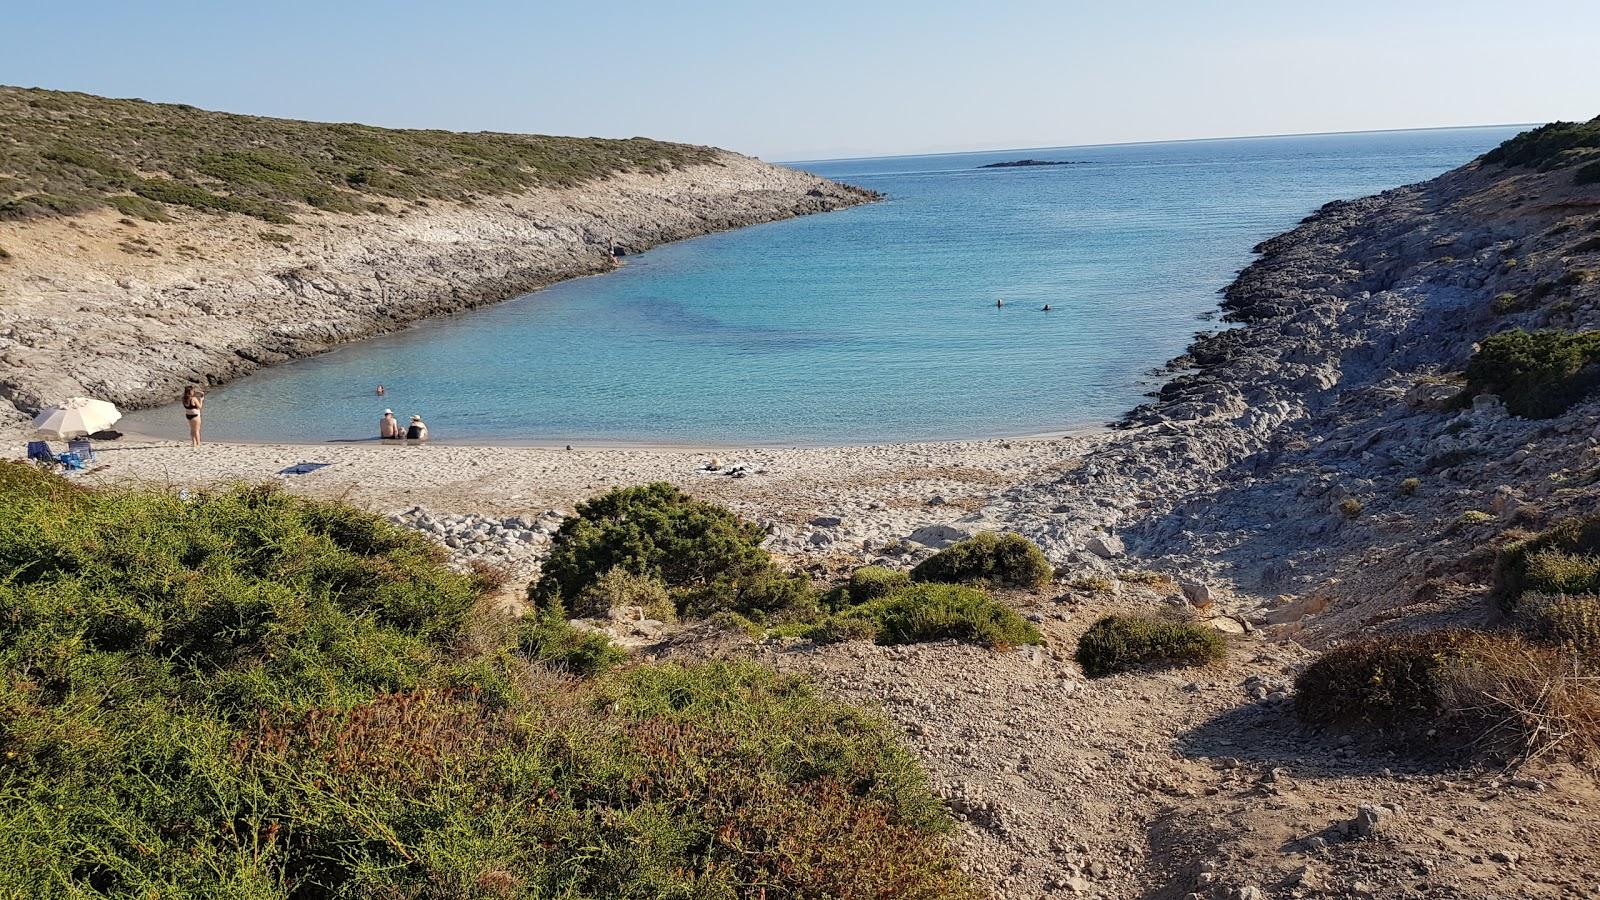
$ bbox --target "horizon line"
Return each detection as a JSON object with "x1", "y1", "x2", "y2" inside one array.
[{"x1": 776, "y1": 121, "x2": 1537, "y2": 165}]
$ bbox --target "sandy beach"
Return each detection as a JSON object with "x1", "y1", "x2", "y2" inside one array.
[{"x1": 21, "y1": 428, "x2": 1106, "y2": 537}]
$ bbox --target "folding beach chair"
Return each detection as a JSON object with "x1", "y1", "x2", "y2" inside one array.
[
  {"x1": 26, "y1": 440, "x2": 53, "y2": 465},
  {"x1": 67, "y1": 437, "x2": 96, "y2": 463}
]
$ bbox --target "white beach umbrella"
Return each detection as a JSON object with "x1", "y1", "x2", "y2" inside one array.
[{"x1": 32, "y1": 397, "x2": 122, "y2": 439}]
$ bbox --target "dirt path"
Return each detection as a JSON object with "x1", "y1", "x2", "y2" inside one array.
[{"x1": 652, "y1": 584, "x2": 1600, "y2": 899}]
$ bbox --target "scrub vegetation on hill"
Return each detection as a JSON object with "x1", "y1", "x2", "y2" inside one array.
[
  {"x1": 0, "y1": 85, "x2": 717, "y2": 224},
  {"x1": 0, "y1": 464, "x2": 976, "y2": 899},
  {"x1": 1483, "y1": 116, "x2": 1600, "y2": 176}
]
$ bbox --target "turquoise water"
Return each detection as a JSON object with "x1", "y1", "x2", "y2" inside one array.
[{"x1": 122, "y1": 126, "x2": 1524, "y2": 445}]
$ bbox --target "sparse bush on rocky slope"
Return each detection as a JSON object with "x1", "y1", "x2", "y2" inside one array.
[
  {"x1": 1463, "y1": 328, "x2": 1600, "y2": 418},
  {"x1": 1495, "y1": 514, "x2": 1600, "y2": 607},
  {"x1": 1516, "y1": 593, "x2": 1600, "y2": 665},
  {"x1": 911, "y1": 532, "x2": 1054, "y2": 589},
  {"x1": 1074, "y1": 615, "x2": 1226, "y2": 678},
  {"x1": 1295, "y1": 630, "x2": 1600, "y2": 763},
  {"x1": 0, "y1": 463, "x2": 975, "y2": 898}
]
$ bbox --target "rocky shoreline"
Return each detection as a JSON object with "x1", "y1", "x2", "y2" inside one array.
[{"x1": 0, "y1": 151, "x2": 875, "y2": 422}]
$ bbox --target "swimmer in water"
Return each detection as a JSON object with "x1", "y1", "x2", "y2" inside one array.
[
  {"x1": 996, "y1": 298, "x2": 1004, "y2": 308},
  {"x1": 1042, "y1": 304, "x2": 1052, "y2": 311}
]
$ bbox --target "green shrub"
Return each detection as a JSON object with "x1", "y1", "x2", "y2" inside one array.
[
  {"x1": 572, "y1": 566, "x2": 675, "y2": 621},
  {"x1": 0, "y1": 465, "x2": 975, "y2": 898},
  {"x1": 531, "y1": 483, "x2": 814, "y2": 621},
  {"x1": 847, "y1": 565, "x2": 911, "y2": 603},
  {"x1": 1579, "y1": 161, "x2": 1600, "y2": 185},
  {"x1": 107, "y1": 194, "x2": 171, "y2": 222},
  {"x1": 1294, "y1": 631, "x2": 1473, "y2": 727},
  {"x1": 910, "y1": 531, "x2": 1053, "y2": 589},
  {"x1": 1399, "y1": 477, "x2": 1421, "y2": 496},
  {"x1": 1075, "y1": 614, "x2": 1226, "y2": 678},
  {"x1": 1458, "y1": 509, "x2": 1496, "y2": 526},
  {"x1": 1463, "y1": 328, "x2": 1600, "y2": 418},
  {"x1": 841, "y1": 583, "x2": 1042, "y2": 649},
  {"x1": 1339, "y1": 497, "x2": 1364, "y2": 518},
  {"x1": 1495, "y1": 514, "x2": 1600, "y2": 607},
  {"x1": 1492, "y1": 292, "x2": 1523, "y2": 314},
  {"x1": 515, "y1": 610, "x2": 628, "y2": 676},
  {"x1": 258, "y1": 229, "x2": 293, "y2": 244},
  {"x1": 1516, "y1": 593, "x2": 1600, "y2": 663}
]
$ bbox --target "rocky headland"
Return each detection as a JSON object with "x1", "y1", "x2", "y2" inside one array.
[{"x1": 0, "y1": 87, "x2": 875, "y2": 426}]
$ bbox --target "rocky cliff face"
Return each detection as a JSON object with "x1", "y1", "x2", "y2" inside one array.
[{"x1": 0, "y1": 151, "x2": 873, "y2": 420}]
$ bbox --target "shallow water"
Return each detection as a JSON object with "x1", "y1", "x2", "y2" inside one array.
[{"x1": 120, "y1": 126, "x2": 1523, "y2": 445}]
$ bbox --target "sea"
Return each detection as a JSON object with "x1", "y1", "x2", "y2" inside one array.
[{"x1": 118, "y1": 125, "x2": 1526, "y2": 446}]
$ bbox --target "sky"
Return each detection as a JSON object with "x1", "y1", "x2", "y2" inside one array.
[{"x1": 5, "y1": 1, "x2": 1596, "y2": 161}]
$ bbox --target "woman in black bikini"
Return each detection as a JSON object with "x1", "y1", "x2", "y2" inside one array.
[{"x1": 182, "y1": 386, "x2": 205, "y2": 447}]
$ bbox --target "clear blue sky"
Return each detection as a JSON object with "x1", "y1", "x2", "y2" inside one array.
[{"x1": 6, "y1": 0, "x2": 1595, "y2": 160}]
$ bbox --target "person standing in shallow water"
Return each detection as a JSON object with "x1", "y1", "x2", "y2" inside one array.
[{"x1": 181, "y1": 386, "x2": 205, "y2": 447}]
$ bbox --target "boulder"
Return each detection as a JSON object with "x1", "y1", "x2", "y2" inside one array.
[
  {"x1": 1179, "y1": 578, "x2": 1215, "y2": 610},
  {"x1": 1084, "y1": 533, "x2": 1125, "y2": 559},
  {"x1": 906, "y1": 523, "x2": 972, "y2": 549}
]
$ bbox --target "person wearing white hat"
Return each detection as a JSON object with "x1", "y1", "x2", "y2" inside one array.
[
  {"x1": 379, "y1": 409, "x2": 399, "y2": 440},
  {"x1": 405, "y1": 415, "x2": 429, "y2": 441}
]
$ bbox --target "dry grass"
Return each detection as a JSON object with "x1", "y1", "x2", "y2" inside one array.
[{"x1": 1438, "y1": 636, "x2": 1600, "y2": 767}]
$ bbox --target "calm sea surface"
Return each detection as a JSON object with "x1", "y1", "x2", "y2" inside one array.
[{"x1": 121, "y1": 126, "x2": 1524, "y2": 445}]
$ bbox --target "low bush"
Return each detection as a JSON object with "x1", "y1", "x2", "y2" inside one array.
[
  {"x1": 848, "y1": 565, "x2": 911, "y2": 603},
  {"x1": 1516, "y1": 593, "x2": 1600, "y2": 664},
  {"x1": 1463, "y1": 328, "x2": 1600, "y2": 418},
  {"x1": 777, "y1": 583, "x2": 1041, "y2": 650},
  {"x1": 1295, "y1": 630, "x2": 1600, "y2": 762},
  {"x1": 531, "y1": 482, "x2": 815, "y2": 622},
  {"x1": 571, "y1": 565, "x2": 674, "y2": 621},
  {"x1": 107, "y1": 193, "x2": 171, "y2": 222},
  {"x1": 1579, "y1": 160, "x2": 1600, "y2": 185},
  {"x1": 849, "y1": 583, "x2": 1043, "y2": 649},
  {"x1": 910, "y1": 531, "x2": 1053, "y2": 589},
  {"x1": 1492, "y1": 291, "x2": 1523, "y2": 314},
  {"x1": 1339, "y1": 497, "x2": 1364, "y2": 518},
  {"x1": 1495, "y1": 514, "x2": 1600, "y2": 607},
  {"x1": 0, "y1": 464, "x2": 975, "y2": 898},
  {"x1": 1483, "y1": 118, "x2": 1600, "y2": 169},
  {"x1": 1295, "y1": 631, "x2": 1474, "y2": 727},
  {"x1": 1399, "y1": 477, "x2": 1421, "y2": 496},
  {"x1": 1068, "y1": 574, "x2": 1117, "y2": 594},
  {"x1": 514, "y1": 609, "x2": 628, "y2": 676},
  {"x1": 1075, "y1": 614, "x2": 1226, "y2": 678}
]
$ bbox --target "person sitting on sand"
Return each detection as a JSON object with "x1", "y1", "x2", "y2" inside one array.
[
  {"x1": 181, "y1": 386, "x2": 205, "y2": 448},
  {"x1": 405, "y1": 415, "x2": 429, "y2": 441},
  {"x1": 379, "y1": 409, "x2": 399, "y2": 440}
]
